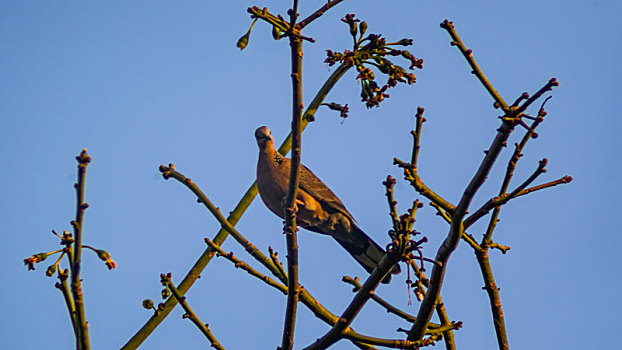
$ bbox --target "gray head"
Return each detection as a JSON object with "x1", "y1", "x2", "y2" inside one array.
[{"x1": 255, "y1": 126, "x2": 273, "y2": 147}]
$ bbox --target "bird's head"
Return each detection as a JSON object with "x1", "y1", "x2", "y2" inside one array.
[{"x1": 255, "y1": 126, "x2": 274, "y2": 148}]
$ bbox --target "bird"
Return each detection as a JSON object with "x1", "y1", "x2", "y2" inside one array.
[{"x1": 254, "y1": 126, "x2": 400, "y2": 283}]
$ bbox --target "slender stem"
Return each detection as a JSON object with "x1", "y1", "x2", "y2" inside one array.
[
  {"x1": 247, "y1": 6, "x2": 290, "y2": 33},
  {"x1": 281, "y1": 22, "x2": 304, "y2": 349},
  {"x1": 269, "y1": 247, "x2": 288, "y2": 281},
  {"x1": 440, "y1": 20, "x2": 509, "y2": 112},
  {"x1": 70, "y1": 149, "x2": 91, "y2": 350},
  {"x1": 514, "y1": 176, "x2": 572, "y2": 198},
  {"x1": 411, "y1": 107, "x2": 426, "y2": 166},
  {"x1": 55, "y1": 270, "x2": 77, "y2": 341},
  {"x1": 476, "y1": 249, "x2": 508, "y2": 350},
  {"x1": 383, "y1": 176, "x2": 400, "y2": 230},
  {"x1": 289, "y1": 0, "x2": 299, "y2": 28},
  {"x1": 394, "y1": 158, "x2": 455, "y2": 214},
  {"x1": 302, "y1": 63, "x2": 349, "y2": 122},
  {"x1": 205, "y1": 239, "x2": 288, "y2": 294},
  {"x1": 162, "y1": 275, "x2": 226, "y2": 350},
  {"x1": 516, "y1": 79, "x2": 558, "y2": 115},
  {"x1": 298, "y1": 0, "x2": 346, "y2": 30},
  {"x1": 435, "y1": 301, "x2": 457, "y2": 350},
  {"x1": 464, "y1": 158, "x2": 548, "y2": 228},
  {"x1": 121, "y1": 63, "x2": 352, "y2": 350}
]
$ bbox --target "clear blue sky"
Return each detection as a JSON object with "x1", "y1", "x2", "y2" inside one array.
[{"x1": 2, "y1": 1, "x2": 619, "y2": 349}]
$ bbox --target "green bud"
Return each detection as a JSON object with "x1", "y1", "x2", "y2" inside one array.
[
  {"x1": 46, "y1": 264, "x2": 57, "y2": 277},
  {"x1": 95, "y1": 249, "x2": 111, "y2": 262},
  {"x1": 142, "y1": 299, "x2": 154, "y2": 310},
  {"x1": 359, "y1": 21, "x2": 368, "y2": 36},
  {"x1": 272, "y1": 26, "x2": 282, "y2": 40},
  {"x1": 34, "y1": 252, "x2": 50, "y2": 262},
  {"x1": 236, "y1": 31, "x2": 250, "y2": 50},
  {"x1": 162, "y1": 287, "x2": 171, "y2": 299}
]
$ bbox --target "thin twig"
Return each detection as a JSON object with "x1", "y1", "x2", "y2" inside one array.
[
  {"x1": 247, "y1": 6, "x2": 315, "y2": 43},
  {"x1": 383, "y1": 176, "x2": 400, "y2": 230},
  {"x1": 488, "y1": 243, "x2": 510, "y2": 254},
  {"x1": 516, "y1": 79, "x2": 558, "y2": 114},
  {"x1": 426, "y1": 321, "x2": 463, "y2": 336},
  {"x1": 161, "y1": 274, "x2": 226, "y2": 350},
  {"x1": 396, "y1": 107, "x2": 456, "y2": 214},
  {"x1": 475, "y1": 249, "x2": 507, "y2": 350},
  {"x1": 464, "y1": 158, "x2": 549, "y2": 228},
  {"x1": 298, "y1": 0, "x2": 346, "y2": 29},
  {"x1": 55, "y1": 268, "x2": 78, "y2": 341},
  {"x1": 269, "y1": 246, "x2": 288, "y2": 281},
  {"x1": 515, "y1": 176, "x2": 572, "y2": 198},
  {"x1": 205, "y1": 239, "x2": 287, "y2": 294},
  {"x1": 70, "y1": 149, "x2": 91, "y2": 350},
  {"x1": 434, "y1": 301, "x2": 457, "y2": 350},
  {"x1": 411, "y1": 107, "x2": 426, "y2": 166},
  {"x1": 440, "y1": 20, "x2": 509, "y2": 112},
  {"x1": 394, "y1": 158, "x2": 455, "y2": 214}
]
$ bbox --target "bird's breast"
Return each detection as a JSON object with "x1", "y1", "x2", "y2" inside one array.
[{"x1": 257, "y1": 160, "x2": 289, "y2": 219}]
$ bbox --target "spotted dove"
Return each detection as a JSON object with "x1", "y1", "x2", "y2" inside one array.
[{"x1": 255, "y1": 126, "x2": 400, "y2": 283}]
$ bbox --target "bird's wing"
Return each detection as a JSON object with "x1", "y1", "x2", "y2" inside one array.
[{"x1": 297, "y1": 163, "x2": 357, "y2": 223}]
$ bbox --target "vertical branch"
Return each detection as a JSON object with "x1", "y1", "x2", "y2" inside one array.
[
  {"x1": 402, "y1": 107, "x2": 457, "y2": 349},
  {"x1": 410, "y1": 107, "x2": 426, "y2": 166},
  {"x1": 281, "y1": 3, "x2": 303, "y2": 348},
  {"x1": 475, "y1": 101, "x2": 550, "y2": 350},
  {"x1": 70, "y1": 149, "x2": 91, "y2": 350},
  {"x1": 475, "y1": 250, "x2": 508, "y2": 349}
]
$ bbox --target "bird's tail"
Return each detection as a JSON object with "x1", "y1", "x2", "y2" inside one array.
[{"x1": 333, "y1": 225, "x2": 401, "y2": 284}]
